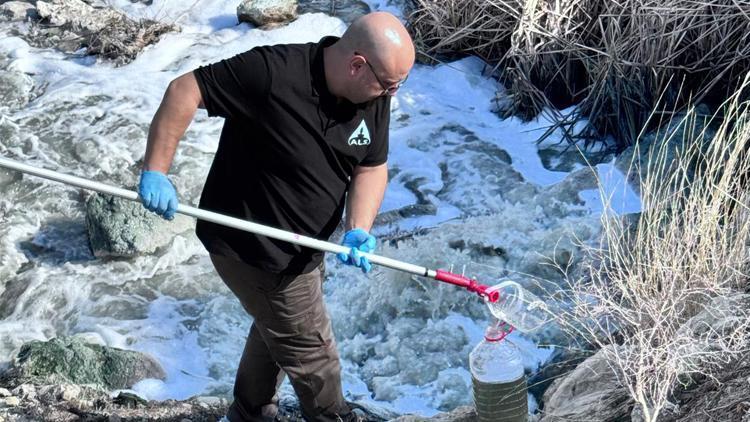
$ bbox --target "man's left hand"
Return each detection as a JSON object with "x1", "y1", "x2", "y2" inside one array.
[{"x1": 337, "y1": 228, "x2": 376, "y2": 273}]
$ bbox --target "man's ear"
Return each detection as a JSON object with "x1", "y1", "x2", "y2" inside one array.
[{"x1": 349, "y1": 54, "x2": 366, "y2": 77}]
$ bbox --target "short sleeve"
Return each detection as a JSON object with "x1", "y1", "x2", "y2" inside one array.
[
  {"x1": 193, "y1": 47, "x2": 271, "y2": 120},
  {"x1": 360, "y1": 97, "x2": 391, "y2": 166}
]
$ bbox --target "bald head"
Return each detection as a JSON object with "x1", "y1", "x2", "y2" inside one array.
[
  {"x1": 324, "y1": 12, "x2": 415, "y2": 103},
  {"x1": 339, "y1": 12, "x2": 415, "y2": 74}
]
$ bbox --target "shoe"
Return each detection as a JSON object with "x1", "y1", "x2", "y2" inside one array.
[{"x1": 261, "y1": 403, "x2": 279, "y2": 421}]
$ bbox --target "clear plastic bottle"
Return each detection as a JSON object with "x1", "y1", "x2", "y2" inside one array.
[
  {"x1": 469, "y1": 319, "x2": 528, "y2": 422},
  {"x1": 484, "y1": 280, "x2": 550, "y2": 332}
]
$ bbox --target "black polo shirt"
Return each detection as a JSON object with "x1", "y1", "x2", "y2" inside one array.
[{"x1": 193, "y1": 36, "x2": 390, "y2": 274}]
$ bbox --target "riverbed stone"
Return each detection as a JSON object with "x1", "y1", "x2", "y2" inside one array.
[
  {"x1": 85, "y1": 192, "x2": 193, "y2": 257},
  {"x1": 237, "y1": 0, "x2": 297, "y2": 27},
  {"x1": 0, "y1": 337, "x2": 166, "y2": 390}
]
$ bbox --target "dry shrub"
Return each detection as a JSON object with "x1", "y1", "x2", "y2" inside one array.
[
  {"x1": 84, "y1": 17, "x2": 176, "y2": 65},
  {"x1": 551, "y1": 79, "x2": 750, "y2": 421},
  {"x1": 407, "y1": 0, "x2": 750, "y2": 148}
]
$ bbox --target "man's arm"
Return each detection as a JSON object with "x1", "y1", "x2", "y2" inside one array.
[
  {"x1": 143, "y1": 72, "x2": 204, "y2": 172},
  {"x1": 345, "y1": 162, "x2": 388, "y2": 231},
  {"x1": 138, "y1": 72, "x2": 203, "y2": 220}
]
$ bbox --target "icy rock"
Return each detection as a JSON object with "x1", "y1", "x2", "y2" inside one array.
[
  {"x1": 85, "y1": 193, "x2": 193, "y2": 257},
  {"x1": 0, "y1": 336, "x2": 166, "y2": 390},
  {"x1": 0, "y1": 389, "x2": 9, "y2": 398},
  {"x1": 237, "y1": 0, "x2": 297, "y2": 27}
]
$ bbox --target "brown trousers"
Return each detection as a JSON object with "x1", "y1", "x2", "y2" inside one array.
[{"x1": 210, "y1": 254, "x2": 354, "y2": 422}]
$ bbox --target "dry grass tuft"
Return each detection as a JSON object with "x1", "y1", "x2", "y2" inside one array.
[{"x1": 407, "y1": 0, "x2": 750, "y2": 148}]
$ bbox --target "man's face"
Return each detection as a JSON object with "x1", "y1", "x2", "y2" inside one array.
[{"x1": 350, "y1": 52, "x2": 408, "y2": 104}]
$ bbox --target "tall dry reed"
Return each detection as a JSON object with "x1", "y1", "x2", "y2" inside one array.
[{"x1": 407, "y1": 0, "x2": 750, "y2": 148}]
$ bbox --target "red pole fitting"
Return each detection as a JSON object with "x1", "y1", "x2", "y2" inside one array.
[{"x1": 434, "y1": 270, "x2": 500, "y2": 302}]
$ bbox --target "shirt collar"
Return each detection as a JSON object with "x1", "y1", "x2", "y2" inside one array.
[{"x1": 310, "y1": 36, "x2": 339, "y2": 99}]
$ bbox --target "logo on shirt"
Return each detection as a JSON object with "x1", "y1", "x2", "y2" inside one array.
[{"x1": 348, "y1": 120, "x2": 371, "y2": 146}]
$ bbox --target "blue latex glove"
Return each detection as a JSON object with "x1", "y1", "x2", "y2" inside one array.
[
  {"x1": 138, "y1": 170, "x2": 178, "y2": 220},
  {"x1": 337, "y1": 228, "x2": 376, "y2": 273}
]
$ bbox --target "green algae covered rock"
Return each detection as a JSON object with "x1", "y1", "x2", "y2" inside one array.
[{"x1": 0, "y1": 337, "x2": 166, "y2": 390}]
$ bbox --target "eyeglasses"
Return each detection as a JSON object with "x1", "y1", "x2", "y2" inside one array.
[{"x1": 355, "y1": 52, "x2": 408, "y2": 96}]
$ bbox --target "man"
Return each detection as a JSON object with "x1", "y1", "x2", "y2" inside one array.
[{"x1": 138, "y1": 11, "x2": 415, "y2": 422}]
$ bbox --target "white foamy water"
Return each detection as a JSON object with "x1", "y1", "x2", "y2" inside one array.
[{"x1": 0, "y1": 1, "x2": 640, "y2": 417}]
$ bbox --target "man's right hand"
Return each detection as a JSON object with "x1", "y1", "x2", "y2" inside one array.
[{"x1": 138, "y1": 170, "x2": 178, "y2": 220}]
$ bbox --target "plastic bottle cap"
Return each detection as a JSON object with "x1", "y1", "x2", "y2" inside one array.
[{"x1": 484, "y1": 321, "x2": 513, "y2": 342}]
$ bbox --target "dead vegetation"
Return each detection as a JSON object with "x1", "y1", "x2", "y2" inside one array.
[{"x1": 407, "y1": 0, "x2": 750, "y2": 149}]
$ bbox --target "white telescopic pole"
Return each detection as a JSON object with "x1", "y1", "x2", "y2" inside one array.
[{"x1": 0, "y1": 156, "x2": 434, "y2": 277}]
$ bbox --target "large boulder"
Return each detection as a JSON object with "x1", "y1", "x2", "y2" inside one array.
[
  {"x1": 0, "y1": 337, "x2": 166, "y2": 390},
  {"x1": 540, "y1": 346, "x2": 634, "y2": 421},
  {"x1": 85, "y1": 192, "x2": 193, "y2": 257},
  {"x1": 237, "y1": 0, "x2": 298, "y2": 27}
]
